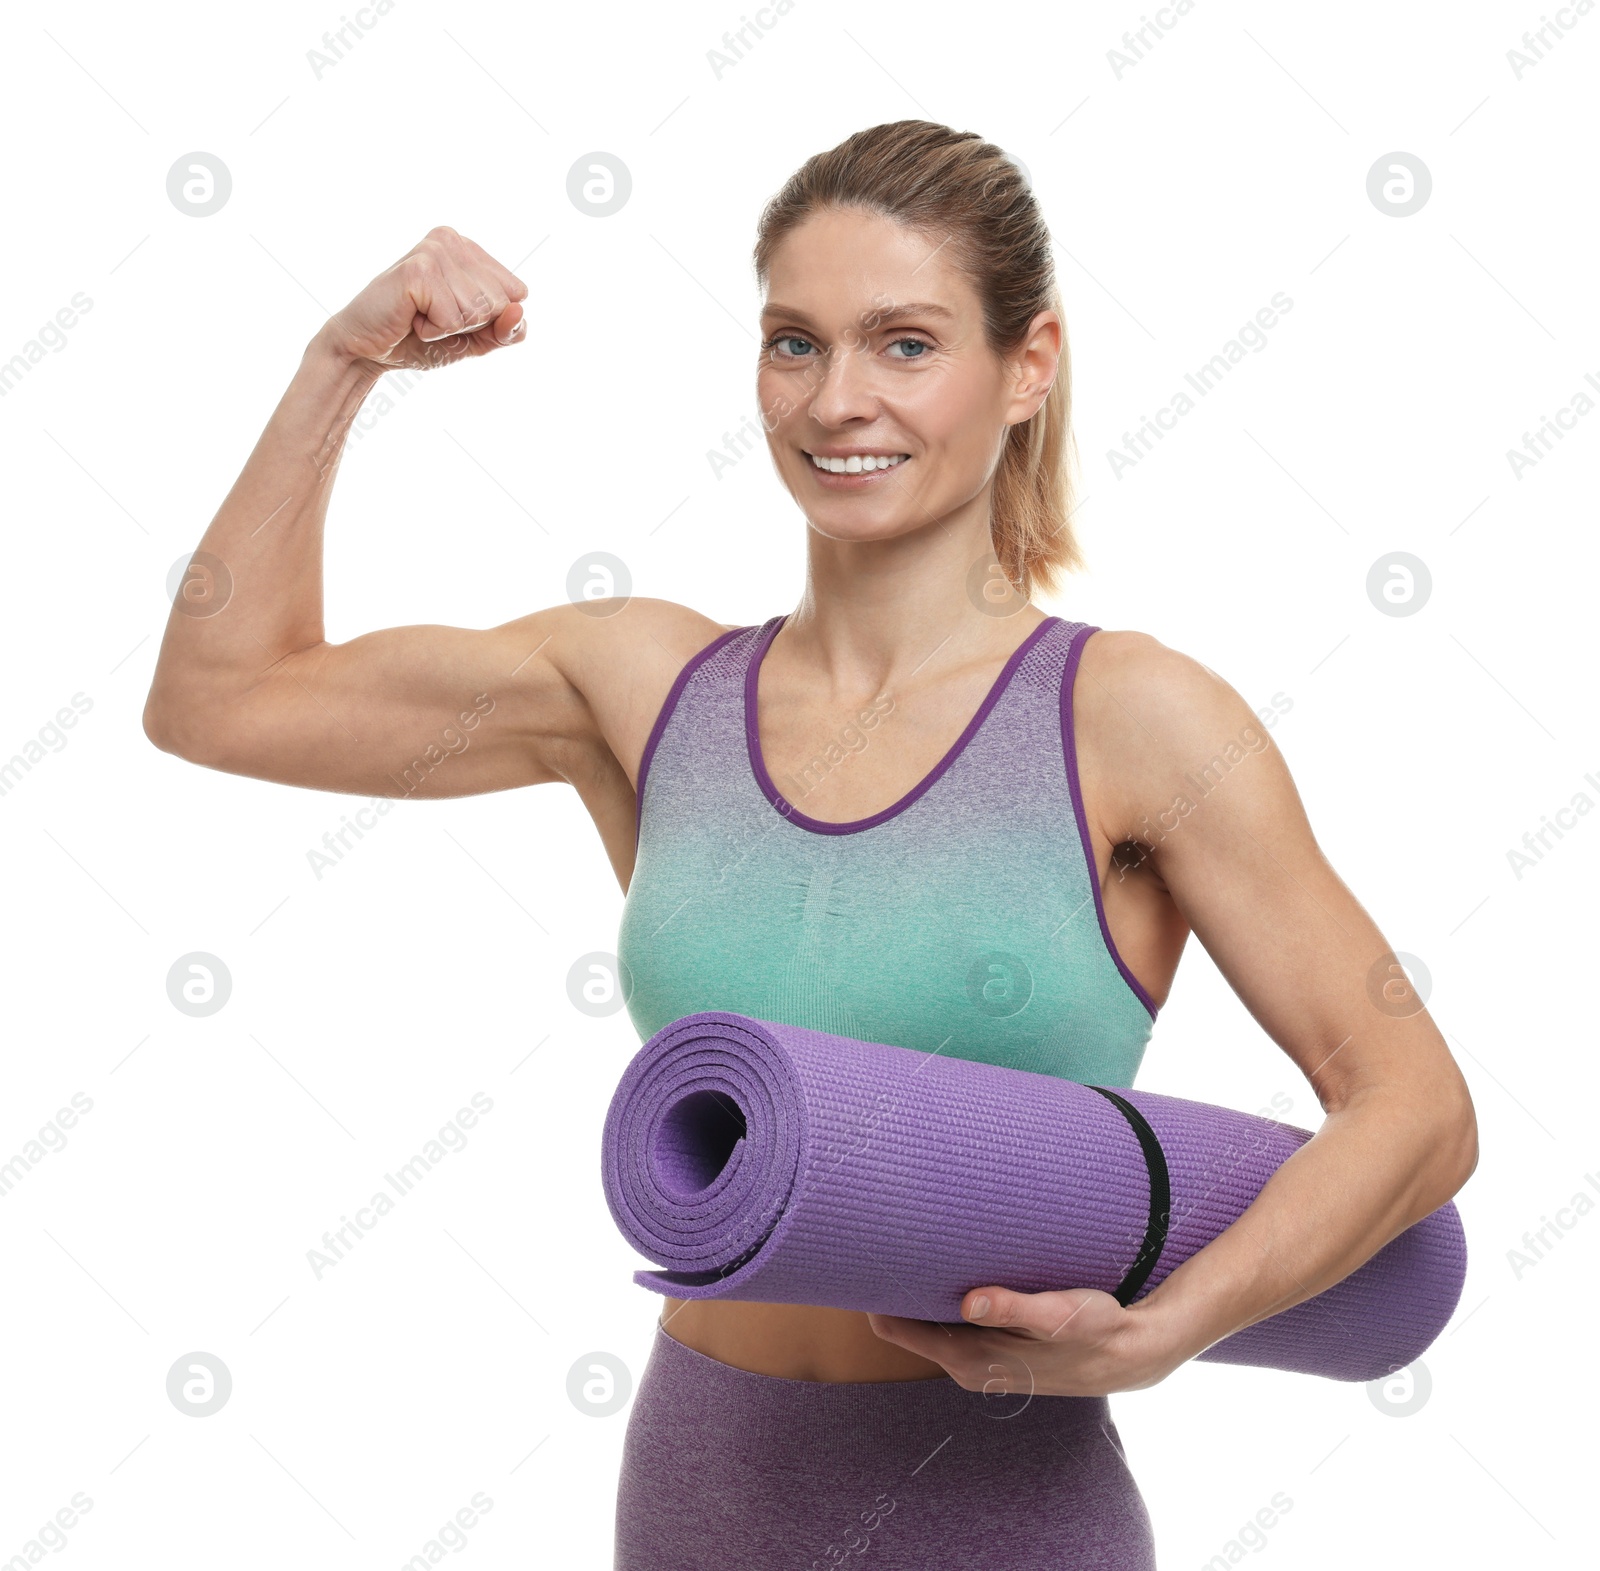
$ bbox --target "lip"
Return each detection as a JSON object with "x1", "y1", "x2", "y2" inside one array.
[
  {"x1": 804, "y1": 447, "x2": 911, "y2": 459},
  {"x1": 802, "y1": 449, "x2": 911, "y2": 490}
]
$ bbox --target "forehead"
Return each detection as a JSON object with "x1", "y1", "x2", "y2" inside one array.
[{"x1": 760, "y1": 206, "x2": 974, "y2": 322}]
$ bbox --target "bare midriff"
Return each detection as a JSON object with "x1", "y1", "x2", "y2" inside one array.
[{"x1": 658, "y1": 1296, "x2": 953, "y2": 1382}]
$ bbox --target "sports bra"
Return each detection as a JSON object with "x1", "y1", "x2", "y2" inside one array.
[{"x1": 616, "y1": 614, "x2": 1158, "y2": 1087}]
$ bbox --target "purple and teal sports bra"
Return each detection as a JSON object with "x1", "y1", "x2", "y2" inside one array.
[{"x1": 616, "y1": 614, "x2": 1158, "y2": 1087}]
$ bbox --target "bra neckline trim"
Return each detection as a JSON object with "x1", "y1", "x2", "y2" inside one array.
[{"x1": 743, "y1": 613, "x2": 1062, "y2": 836}]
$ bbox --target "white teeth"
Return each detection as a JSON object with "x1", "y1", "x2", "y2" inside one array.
[{"x1": 809, "y1": 452, "x2": 908, "y2": 473}]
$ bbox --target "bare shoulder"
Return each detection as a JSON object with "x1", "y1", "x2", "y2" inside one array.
[
  {"x1": 1074, "y1": 627, "x2": 1247, "y2": 735},
  {"x1": 541, "y1": 596, "x2": 738, "y2": 782},
  {"x1": 547, "y1": 595, "x2": 735, "y2": 700},
  {"x1": 1073, "y1": 627, "x2": 1296, "y2": 841}
]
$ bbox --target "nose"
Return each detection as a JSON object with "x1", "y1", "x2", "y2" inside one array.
[{"x1": 806, "y1": 339, "x2": 879, "y2": 428}]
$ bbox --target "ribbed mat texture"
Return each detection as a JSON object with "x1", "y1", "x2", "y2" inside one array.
[{"x1": 601, "y1": 1013, "x2": 1467, "y2": 1382}]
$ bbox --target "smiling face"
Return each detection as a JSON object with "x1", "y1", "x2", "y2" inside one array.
[{"x1": 757, "y1": 206, "x2": 1055, "y2": 553}]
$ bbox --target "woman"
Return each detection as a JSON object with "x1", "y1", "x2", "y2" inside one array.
[{"x1": 144, "y1": 120, "x2": 1477, "y2": 1568}]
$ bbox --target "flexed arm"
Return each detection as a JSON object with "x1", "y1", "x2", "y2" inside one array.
[{"x1": 141, "y1": 227, "x2": 725, "y2": 857}]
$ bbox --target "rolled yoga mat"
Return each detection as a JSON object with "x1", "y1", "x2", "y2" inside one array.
[{"x1": 601, "y1": 1012, "x2": 1468, "y2": 1383}]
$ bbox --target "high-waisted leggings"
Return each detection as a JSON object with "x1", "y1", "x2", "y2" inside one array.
[{"x1": 614, "y1": 1322, "x2": 1158, "y2": 1569}]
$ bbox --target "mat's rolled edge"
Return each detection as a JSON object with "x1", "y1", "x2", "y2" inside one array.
[
  {"x1": 603, "y1": 1013, "x2": 808, "y2": 1299},
  {"x1": 1119, "y1": 1086, "x2": 1470, "y2": 1381},
  {"x1": 1195, "y1": 1199, "x2": 1469, "y2": 1381}
]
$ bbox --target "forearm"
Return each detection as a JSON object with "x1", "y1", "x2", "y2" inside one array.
[
  {"x1": 1126, "y1": 1083, "x2": 1475, "y2": 1367},
  {"x1": 146, "y1": 330, "x2": 376, "y2": 722}
]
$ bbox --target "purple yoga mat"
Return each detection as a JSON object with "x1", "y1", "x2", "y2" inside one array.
[{"x1": 601, "y1": 1013, "x2": 1468, "y2": 1382}]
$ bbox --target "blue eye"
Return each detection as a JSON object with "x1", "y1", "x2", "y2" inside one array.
[
  {"x1": 763, "y1": 335, "x2": 816, "y2": 359},
  {"x1": 761, "y1": 334, "x2": 934, "y2": 362}
]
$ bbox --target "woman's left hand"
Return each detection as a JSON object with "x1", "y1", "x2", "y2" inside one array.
[{"x1": 867, "y1": 1285, "x2": 1186, "y2": 1397}]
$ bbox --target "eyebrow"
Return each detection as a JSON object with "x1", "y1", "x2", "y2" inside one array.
[{"x1": 759, "y1": 300, "x2": 957, "y2": 325}]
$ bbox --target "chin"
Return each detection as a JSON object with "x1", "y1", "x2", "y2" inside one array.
[{"x1": 802, "y1": 514, "x2": 931, "y2": 547}]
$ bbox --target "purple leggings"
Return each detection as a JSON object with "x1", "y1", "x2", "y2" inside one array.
[{"x1": 614, "y1": 1322, "x2": 1158, "y2": 1569}]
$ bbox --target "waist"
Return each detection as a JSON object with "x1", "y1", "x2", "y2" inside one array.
[
  {"x1": 642, "y1": 1304, "x2": 1115, "y2": 1440},
  {"x1": 659, "y1": 1297, "x2": 952, "y2": 1383}
]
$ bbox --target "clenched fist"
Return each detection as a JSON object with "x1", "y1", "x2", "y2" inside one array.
[{"x1": 322, "y1": 226, "x2": 529, "y2": 372}]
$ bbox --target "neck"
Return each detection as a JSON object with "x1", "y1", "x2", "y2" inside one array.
[{"x1": 779, "y1": 495, "x2": 1045, "y2": 690}]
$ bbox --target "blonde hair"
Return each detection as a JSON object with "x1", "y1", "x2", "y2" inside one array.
[{"x1": 752, "y1": 119, "x2": 1082, "y2": 597}]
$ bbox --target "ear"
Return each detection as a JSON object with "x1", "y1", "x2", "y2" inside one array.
[{"x1": 1004, "y1": 308, "x2": 1063, "y2": 425}]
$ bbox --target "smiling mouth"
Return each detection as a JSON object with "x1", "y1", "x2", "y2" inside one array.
[{"x1": 805, "y1": 451, "x2": 911, "y2": 474}]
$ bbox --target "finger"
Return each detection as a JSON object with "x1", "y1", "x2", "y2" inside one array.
[
  {"x1": 962, "y1": 1286, "x2": 1070, "y2": 1338},
  {"x1": 962, "y1": 1287, "x2": 1020, "y2": 1326},
  {"x1": 436, "y1": 261, "x2": 508, "y2": 339},
  {"x1": 969, "y1": 1286, "x2": 1121, "y2": 1345},
  {"x1": 408, "y1": 255, "x2": 471, "y2": 343},
  {"x1": 431, "y1": 299, "x2": 524, "y2": 361},
  {"x1": 460, "y1": 235, "x2": 530, "y2": 304},
  {"x1": 402, "y1": 245, "x2": 490, "y2": 340},
  {"x1": 408, "y1": 230, "x2": 525, "y2": 342},
  {"x1": 407, "y1": 287, "x2": 505, "y2": 376},
  {"x1": 491, "y1": 300, "x2": 526, "y2": 346}
]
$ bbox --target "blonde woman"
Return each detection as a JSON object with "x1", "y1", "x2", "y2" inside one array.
[{"x1": 145, "y1": 120, "x2": 1477, "y2": 1568}]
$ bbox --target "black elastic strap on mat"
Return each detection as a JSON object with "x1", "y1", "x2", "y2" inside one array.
[{"x1": 1084, "y1": 1085, "x2": 1171, "y2": 1306}]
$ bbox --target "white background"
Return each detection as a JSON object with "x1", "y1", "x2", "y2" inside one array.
[{"x1": 1, "y1": 0, "x2": 1594, "y2": 1565}]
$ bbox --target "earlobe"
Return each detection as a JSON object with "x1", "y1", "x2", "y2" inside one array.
[{"x1": 1011, "y1": 381, "x2": 1054, "y2": 426}]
